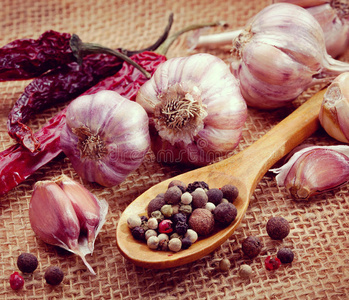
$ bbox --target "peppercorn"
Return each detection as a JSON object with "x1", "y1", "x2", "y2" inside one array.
[
  {"x1": 179, "y1": 204, "x2": 192, "y2": 216},
  {"x1": 206, "y1": 188, "x2": 223, "y2": 206},
  {"x1": 168, "y1": 180, "x2": 187, "y2": 193},
  {"x1": 181, "y1": 192, "x2": 193, "y2": 205},
  {"x1": 127, "y1": 215, "x2": 142, "y2": 229},
  {"x1": 131, "y1": 226, "x2": 146, "y2": 241},
  {"x1": 9, "y1": 272, "x2": 24, "y2": 290},
  {"x1": 188, "y1": 208, "x2": 215, "y2": 236},
  {"x1": 219, "y1": 258, "x2": 231, "y2": 272},
  {"x1": 147, "y1": 217, "x2": 158, "y2": 230},
  {"x1": 151, "y1": 210, "x2": 164, "y2": 223},
  {"x1": 205, "y1": 202, "x2": 216, "y2": 212},
  {"x1": 241, "y1": 236, "x2": 263, "y2": 258},
  {"x1": 147, "y1": 236, "x2": 160, "y2": 250},
  {"x1": 44, "y1": 266, "x2": 64, "y2": 285},
  {"x1": 168, "y1": 238, "x2": 182, "y2": 252},
  {"x1": 181, "y1": 237, "x2": 192, "y2": 249},
  {"x1": 172, "y1": 212, "x2": 187, "y2": 225},
  {"x1": 266, "y1": 216, "x2": 290, "y2": 240},
  {"x1": 158, "y1": 219, "x2": 173, "y2": 234},
  {"x1": 277, "y1": 248, "x2": 294, "y2": 263},
  {"x1": 17, "y1": 252, "x2": 38, "y2": 273},
  {"x1": 213, "y1": 202, "x2": 237, "y2": 227},
  {"x1": 187, "y1": 181, "x2": 209, "y2": 193},
  {"x1": 265, "y1": 256, "x2": 281, "y2": 271},
  {"x1": 239, "y1": 264, "x2": 252, "y2": 278},
  {"x1": 160, "y1": 204, "x2": 173, "y2": 218},
  {"x1": 175, "y1": 221, "x2": 188, "y2": 235},
  {"x1": 185, "y1": 229, "x2": 198, "y2": 243},
  {"x1": 145, "y1": 229, "x2": 158, "y2": 240},
  {"x1": 191, "y1": 188, "x2": 208, "y2": 209},
  {"x1": 220, "y1": 184, "x2": 239, "y2": 202},
  {"x1": 164, "y1": 186, "x2": 182, "y2": 205},
  {"x1": 147, "y1": 194, "x2": 166, "y2": 217}
]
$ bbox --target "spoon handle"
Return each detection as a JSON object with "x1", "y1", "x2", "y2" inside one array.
[{"x1": 215, "y1": 88, "x2": 327, "y2": 191}]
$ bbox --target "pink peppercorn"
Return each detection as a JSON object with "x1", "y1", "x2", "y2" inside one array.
[
  {"x1": 9, "y1": 272, "x2": 24, "y2": 290},
  {"x1": 158, "y1": 219, "x2": 173, "y2": 234},
  {"x1": 265, "y1": 256, "x2": 281, "y2": 270}
]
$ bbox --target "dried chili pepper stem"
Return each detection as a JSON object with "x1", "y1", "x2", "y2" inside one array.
[{"x1": 70, "y1": 34, "x2": 151, "y2": 79}]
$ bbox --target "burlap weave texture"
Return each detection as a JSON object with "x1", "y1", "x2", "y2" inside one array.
[{"x1": 0, "y1": 0, "x2": 348, "y2": 299}]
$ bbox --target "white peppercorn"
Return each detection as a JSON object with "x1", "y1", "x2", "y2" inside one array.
[
  {"x1": 205, "y1": 202, "x2": 216, "y2": 212},
  {"x1": 219, "y1": 258, "x2": 231, "y2": 272},
  {"x1": 168, "y1": 238, "x2": 182, "y2": 252},
  {"x1": 181, "y1": 192, "x2": 193, "y2": 205},
  {"x1": 239, "y1": 264, "x2": 252, "y2": 278},
  {"x1": 145, "y1": 229, "x2": 158, "y2": 240},
  {"x1": 185, "y1": 229, "x2": 198, "y2": 243},
  {"x1": 147, "y1": 236, "x2": 159, "y2": 250},
  {"x1": 127, "y1": 215, "x2": 142, "y2": 229},
  {"x1": 147, "y1": 217, "x2": 158, "y2": 230},
  {"x1": 157, "y1": 233, "x2": 169, "y2": 243}
]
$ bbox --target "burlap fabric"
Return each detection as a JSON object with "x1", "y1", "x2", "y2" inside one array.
[{"x1": 0, "y1": 0, "x2": 348, "y2": 299}]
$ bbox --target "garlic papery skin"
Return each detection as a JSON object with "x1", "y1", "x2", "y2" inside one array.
[
  {"x1": 319, "y1": 72, "x2": 349, "y2": 143},
  {"x1": 270, "y1": 145, "x2": 349, "y2": 200},
  {"x1": 230, "y1": 3, "x2": 349, "y2": 109},
  {"x1": 29, "y1": 179, "x2": 98, "y2": 275},
  {"x1": 56, "y1": 175, "x2": 108, "y2": 253},
  {"x1": 60, "y1": 90, "x2": 150, "y2": 187},
  {"x1": 136, "y1": 53, "x2": 247, "y2": 166}
]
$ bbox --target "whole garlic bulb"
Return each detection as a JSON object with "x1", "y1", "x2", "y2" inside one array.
[
  {"x1": 136, "y1": 53, "x2": 247, "y2": 166},
  {"x1": 270, "y1": 145, "x2": 349, "y2": 200},
  {"x1": 231, "y1": 3, "x2": 349, "y2": 109},
  {"x1": 319, "y1": 72, "x2": 349, "y2": 143},
  {"x1": 60, "y1": 90, "x2": 150, "y2": 187}
]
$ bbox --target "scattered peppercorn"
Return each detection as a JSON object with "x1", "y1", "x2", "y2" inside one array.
[
  {"x1": 220, "y1": 184, "x2": 239, "y2": 202},
  {"x1": 9, "y1": 272, "x2": 24, "y2": 290},
  {"x1": 187, "y1": 181, "x2": 209, "y2": 193},
  {"x1": 17, "y1": 252, "x2": 38, "y2": 273},
  {"x1": 164, "y1": 186, "x2": 182, "y2": 205},
  {"x1": 213, "y1": 202, "x2": 237, "y2": 227},
  {"x1": 44, "y1": 266, "x2": 64, "y2": 285},
  {"x1": 168, "y1": 180, "x2": 187, "y2": 193},
  {"x1": 219, "y1": 258, "x2": 231, "y2": 272},
  {"x1": 131, "y1": 226, "x2": 146, "y2": 241},
  {"x1": 239, "y1": 264, "x2": 252, "y2": 278},
  {"x1": 277, "y1": 248, "x2": 294, "y2": 263},
  {"x1": 265, "y1": 256, "x2": 281, "y2": 270},
  {"x1": 147, "y1": 194, "x2": 166, "y2": 217},
  {"x1": 266, "y1": 216, "x2": 290, "y2": 240},
  {"x1": 188, "y1": 208, "x2": 215, "y2": 236},
  {"x1": 241, "y1": 236, "x2": 263, "y2": 258},
  {"x1": 206, "y1": 188, "x2": 223, "y2": 205}
]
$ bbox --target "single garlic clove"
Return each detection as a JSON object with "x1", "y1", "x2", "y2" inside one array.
[
  {"x1": 56, "y1": 175, "x2": 108, "y2": 253},
  {"x1": 319, "y1": 72, "x2": 349, "y2": 143},
  {"x1": 270, "y1": 145, "x2": 349, "y2": 200},
  {"x1": 29, "y1": 180, "x2": 97, "y2": 275}
]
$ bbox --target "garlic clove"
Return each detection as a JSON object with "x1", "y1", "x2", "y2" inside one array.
[
  {"x1": 56, "y1": 175, "x2": 108, "y2": 253},
  {"x1": 319, "y1": 72, "x2": 349, "y2": 143},
  {"x1": 29, "y1": 179, "x2": 98, "y2": 275},
  {"x1": 270, "y1": 145, "x2": 349, "y2": 200}
]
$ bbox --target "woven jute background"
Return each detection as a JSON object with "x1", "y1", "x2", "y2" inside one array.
[{"x1": 0, "y1": 0, "x2": 348, "y2": 299}]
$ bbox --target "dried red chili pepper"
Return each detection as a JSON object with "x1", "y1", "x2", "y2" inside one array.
[
  {"x1": 0, "y1": 19, "x2": 222, "y2": 196},
  {"x1": 0, "y1": 30, "x2": 76, "y2": 81},
  {"x1": 6, "y1": 15, "x2": 173, "y2": 152}
]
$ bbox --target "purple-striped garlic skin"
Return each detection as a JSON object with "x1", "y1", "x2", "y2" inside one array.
[
  {"x1": 60, "y1": 90, "x2": 150, "y2": 187},
  {"x1": 136, "y1": 53, "x2": 247, "y2": 166},
  {"x1": 270, "y1": 145, "x2": 349, "y2": 200}
]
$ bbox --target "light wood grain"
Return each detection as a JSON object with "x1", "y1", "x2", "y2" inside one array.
[{"x1": 116, "y1": 89, "x2": 327, "y2": 269}]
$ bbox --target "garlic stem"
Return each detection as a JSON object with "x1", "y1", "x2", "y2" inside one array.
[
  {"x1": 188, "y1": 29, "x2": 242, "y2": 49},
  {"x1": 322, "y1": 54, "x2": 349, "y2": 75}
]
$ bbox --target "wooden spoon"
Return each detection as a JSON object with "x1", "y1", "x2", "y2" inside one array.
[{"x1": 116, "y1": 89, "x2": 326, "y2": 269}]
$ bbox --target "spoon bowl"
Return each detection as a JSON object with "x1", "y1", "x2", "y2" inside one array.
[{"x1": 116, "y1": 89, "x2": 326, "y2": 269}]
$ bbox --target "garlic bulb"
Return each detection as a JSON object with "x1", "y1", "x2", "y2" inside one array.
[
  {"x1": 275, "y1": 0, "x2": 349, "y2": 58},
  {"x1": 230, "y1": 3, "x2": 349, "y2": 109},
  {"x1": 29, "y1": 176, "x2": 108, "y2": 274},
  {"x1": 270, "y1": 145, "x2": 349, "y2": 200},
  {"x1": 136, "y1": 53, "x2": 247, "y2": 166},
  {"x1": 319, "y1": 72, "x2": 349, "y2": 143},
  {"x1": 60, "y1": 90, "x2": 150, "y2": 187}
]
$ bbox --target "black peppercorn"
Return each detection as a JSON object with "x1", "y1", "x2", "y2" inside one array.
[
  {"x1": 168, "y1": 180, "x2": 187, "y2": 193},
  {"x1": 181, "y1": 237, "x2": 192, "y2": 249},
  {"x1": 172, "y1": 213, "x2": 187, "y2": 225},
  {"x1": 206, "y1": 188, "x2": 223, "y2": 206},
  {"x1": 44, "y1": 266, "x2": 64, "y2": 285},
  {"x1": 131, "y1": 226, "x2": 146, "y2": 241},
  {"x1": 241, "y1": 236, "x2": 263, "y2": 258},
  {"x1": 277, "y1": 248, "x2": 294, "y2": 263},
  {"x1": 147, "y1": 194, "x2": 166, "y2": 217},
  {"x1": 221, "y1": 184, "x2": 239, "y2": 203},
  {"x1": 175, "y1": 221, "x2": 189, "y2": 235},
  {"x1": 187, "y1": 181, "x2": 209, "y2": 193},
  {"x1": 266, "y1": 216, "x2": 290, "y2": 240},
  {"x1": 213, "y1": 202, "x2": 237, "y2": 227},
  {"x1": 17, "y1": 253, "x2": 38, "y2": 273}
]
